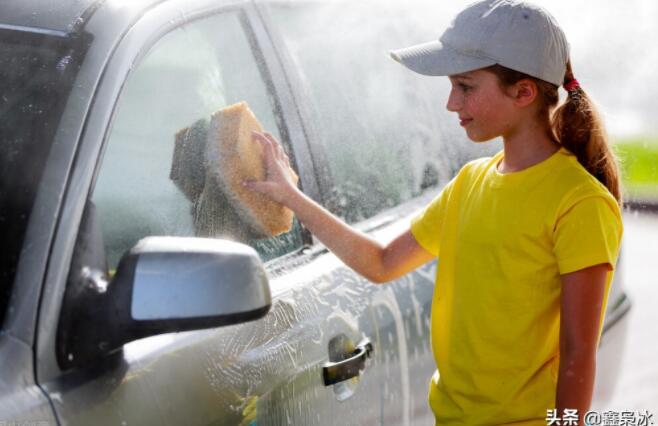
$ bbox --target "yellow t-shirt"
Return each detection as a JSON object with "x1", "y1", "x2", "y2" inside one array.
[{"x1": 410, "y1": 147, "x2": 623, "y2": 425}]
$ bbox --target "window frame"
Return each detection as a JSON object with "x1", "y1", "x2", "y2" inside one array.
[
  {"x1": 90, "y1": 9, "x2": 305, "y2": 265},
  {"x1": 254, "y1": 2, "x2": 333, "y2": 214}
]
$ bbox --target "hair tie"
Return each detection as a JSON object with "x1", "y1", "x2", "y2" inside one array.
[{"x1": 563, "y1": 78, "x2": 580, "y2": 92}]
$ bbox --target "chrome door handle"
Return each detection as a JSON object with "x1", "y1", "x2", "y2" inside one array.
[{"x1": 322, "y1": 338, "x2": 373, "y2": 386}]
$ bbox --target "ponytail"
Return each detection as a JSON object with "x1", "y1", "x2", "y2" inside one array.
[
  {"x1": 486, "y1": 62, "x2": 623, "y2": 207},
  {"x1": 552, "y1": 60, "x2": 623, "y2": 206}
]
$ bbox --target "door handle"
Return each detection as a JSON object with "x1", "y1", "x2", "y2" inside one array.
[{"x1": 322, "y1": 338, "x2": 373, "y2": 386}]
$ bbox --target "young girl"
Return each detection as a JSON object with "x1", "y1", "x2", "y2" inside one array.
[{"x1": 244, "y1": 0, "x2": 623, "y2": 424}]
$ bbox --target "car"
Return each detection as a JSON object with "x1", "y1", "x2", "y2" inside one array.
[{"x1": 0, "y1": 0, "x2": 632, "y2": 424}]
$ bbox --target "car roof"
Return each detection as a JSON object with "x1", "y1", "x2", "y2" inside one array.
[
  {"x1": 0, "y1": 0, "x2": 266, "y2": 37},
  {"x1": 0, "y1": 0, "x2": 106, "y2": 35}
]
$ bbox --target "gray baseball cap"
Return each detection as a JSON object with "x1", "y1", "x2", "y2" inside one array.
[{"x1": 389, "y1": 0, "x2": 570, "y2": 86}]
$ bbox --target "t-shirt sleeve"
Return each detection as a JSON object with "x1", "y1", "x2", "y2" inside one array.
[
  {"x1": 553, "y1": 194, "x2": 623, "y2": 275},
  {"x1": 410, "y1": 177, "x2": 455, "y2": 257}
]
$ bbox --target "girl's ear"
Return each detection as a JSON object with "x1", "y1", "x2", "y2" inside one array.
[{"x1": 511, "y1": 79, "x2": 538, "y2": 107}]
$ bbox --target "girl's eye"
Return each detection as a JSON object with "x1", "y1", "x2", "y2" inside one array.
[{"x1": 459, "y1": 83, "x2": 472, "y2": 92}]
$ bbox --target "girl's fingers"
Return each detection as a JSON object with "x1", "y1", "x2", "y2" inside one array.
[
  {"x1": 255, "y1": 132, "x2": 277, "y2": 154},
  {"x1": 253, "y1": 131, "x2": 275, "y2": 161},
  {"x1": 263, "y1": 132, "x2": 283, "y2": 156},
  {"x1": 259, "y1": 131, "x2": 291, "y2": 163},
  {"x1": 253, "y1": 130, "x2": 292, "y2": 180},
  {"x1": 252, "y1": 131, "x2": 269, "y2": 150},
  {"x1": 242, "y1": 179, "x2": 269, "y2": 193},
  {"x1": 263, "y1": 132, "x2": 291, "y2": 165},
  {"x1": 262, "y1": 132, "x2": 277, "y2": 145}
]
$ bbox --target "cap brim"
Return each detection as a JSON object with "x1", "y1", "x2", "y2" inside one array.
[{"x1": 389, "y1": 40, "x2": 496, "y2": 77}]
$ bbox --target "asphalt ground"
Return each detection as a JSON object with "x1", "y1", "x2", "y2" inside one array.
[{"x1": 591, "y1": 209, "x2": 658, "y2": 413}]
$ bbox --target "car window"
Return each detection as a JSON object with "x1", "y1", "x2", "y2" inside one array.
[
  {"x1": 91, "y1": 11, "x2": 303, "y2": 270},
  {"x1": 0, "y1": 29, "x2": 86, "y2": 327},
  {"x1": 266, "y1": 2, "x2": 496, "y2": 224}
]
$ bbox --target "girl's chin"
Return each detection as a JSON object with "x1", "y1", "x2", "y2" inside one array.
[{"x1": 465, "y1": 131, "x2": 495, "y2": 143}]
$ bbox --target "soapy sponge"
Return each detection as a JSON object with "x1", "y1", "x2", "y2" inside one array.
[
  {"x1": 170, "y1": 118, "x2": 208, "y2": 202},
  {"x1": 170, "y1": 102, "x2": 298, "y2": 240}
]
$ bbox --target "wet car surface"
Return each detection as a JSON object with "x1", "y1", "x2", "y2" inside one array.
[{"x1": 0, "y1": 0, "x2": 632, "y2": 424}]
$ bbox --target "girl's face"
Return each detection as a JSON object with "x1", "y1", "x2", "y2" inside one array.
[{"x1": 446, "y1": 69, "x2": 518, "y2": 142}]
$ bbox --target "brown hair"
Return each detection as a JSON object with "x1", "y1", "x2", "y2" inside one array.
[{"x1": 485, "y1": 63, "x2": 623, "y2": 206}]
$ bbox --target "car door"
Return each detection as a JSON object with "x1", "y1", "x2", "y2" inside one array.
[{"x1": 33, "y1": 1, "x2": 392, "y2": 425}]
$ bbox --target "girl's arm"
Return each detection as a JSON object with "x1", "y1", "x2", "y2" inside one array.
[
  {"x1": 556, "y1": 263, "x2": 610, "y2": 423},
  {"x1": 243, "y1": 131, "x2": 434, "y2": 283}
]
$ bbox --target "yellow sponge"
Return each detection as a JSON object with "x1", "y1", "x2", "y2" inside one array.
[{"x1": 206, "y1": 102, "x2": 298, "y2": 238}]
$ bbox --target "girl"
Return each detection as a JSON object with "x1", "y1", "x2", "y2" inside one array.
[{"x1": 244, "y1": 0, "x2": 623, "y2": 424}]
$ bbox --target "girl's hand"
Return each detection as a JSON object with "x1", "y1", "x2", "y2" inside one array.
[{"x1": 243, "y1": 131, "x2": 299, "y2": 205}]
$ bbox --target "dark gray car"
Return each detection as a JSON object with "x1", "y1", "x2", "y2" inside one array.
[{"x1": 0, "y1": 0, "x2": 631, "y2": 424}]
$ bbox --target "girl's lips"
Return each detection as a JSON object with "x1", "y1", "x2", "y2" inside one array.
[{"x1": 459, "y1": 118, "x2": 473, "y2": 126}]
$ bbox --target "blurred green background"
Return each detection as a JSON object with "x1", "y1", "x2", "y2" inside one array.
[{"x1": 614, "y1": 138, "x2": 658, "y2": 202}]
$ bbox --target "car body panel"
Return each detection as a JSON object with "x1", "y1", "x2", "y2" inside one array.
[
  {"x1": 43, "y1": 198, "x2": 438, "y2": 424},
  {"x1": 0, "y1": 0, "x2": 97, "y2": 34},
  {"x1": 0, "y1": 336, "x2": 56, "y2": 423}
]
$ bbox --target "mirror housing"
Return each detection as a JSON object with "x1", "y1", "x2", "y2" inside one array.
[{"x1": 58, "y1": 232, "x2": 271, "y2": 370}]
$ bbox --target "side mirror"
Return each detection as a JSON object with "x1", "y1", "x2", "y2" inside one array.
[{"x1": 58, "y1": 223, "x2": 271, "y2": 369}]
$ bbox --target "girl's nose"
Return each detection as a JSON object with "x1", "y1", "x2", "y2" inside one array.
[{"x1": 446, "y1": 88, "x2": 461, "y2": 112}]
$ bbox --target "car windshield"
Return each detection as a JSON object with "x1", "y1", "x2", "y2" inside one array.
[{"x1": 0, "y1": 28, "x2": 85, "y2": 326}]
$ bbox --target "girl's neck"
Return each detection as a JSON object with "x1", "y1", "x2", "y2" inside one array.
[{"x1": 497, "y1": 122, "x2": 561, "y2": 174}]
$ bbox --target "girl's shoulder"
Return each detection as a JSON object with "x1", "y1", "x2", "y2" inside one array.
[
  {"x1": 552, "y1": 154, "x2": 621, "y2": 220},
  {"x1": 553, "y1": 151, "x2": 614, "y2": 197}
]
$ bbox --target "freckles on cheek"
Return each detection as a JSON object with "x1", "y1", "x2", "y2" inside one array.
[
  {"x1": 475, "y1": 93, "x2": 494, "y2": 113},
  {"x1": 469, "y1": 94, "x2": 489, "y2": 115}
]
